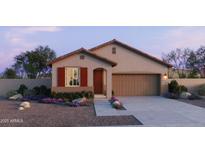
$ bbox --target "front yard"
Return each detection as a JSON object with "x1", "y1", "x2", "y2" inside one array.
[{"x1": 0, "y1": 100, "x2": 141, "y2": 127}]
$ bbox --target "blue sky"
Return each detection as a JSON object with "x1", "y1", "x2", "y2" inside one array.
[{"x1": 0, "y1": 26, "x2": 205, "y2": 72}]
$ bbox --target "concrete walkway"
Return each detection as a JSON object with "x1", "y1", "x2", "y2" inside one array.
[{"x1": 94, "y1": 96, "x2": 205, "y2": 126}]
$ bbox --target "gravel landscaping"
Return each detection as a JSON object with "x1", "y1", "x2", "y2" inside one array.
[
  {"x1": 179, "y1": 98, "x2": 205, "y2": 108},
  {"x1": 0, "y1": 100, "x2": 141, "y2": 127}
]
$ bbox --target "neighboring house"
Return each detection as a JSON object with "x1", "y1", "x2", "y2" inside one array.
[{"x1": 49, "y1": 39, "x2": 172, "y2": 98}]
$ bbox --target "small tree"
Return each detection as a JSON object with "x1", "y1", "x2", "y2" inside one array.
[
  {"x1": 13, "y1": 46, "x2": 56, "y2": 78},
  {"x1": 162, "y1": 48, "x2": 192, "y2": 77}
]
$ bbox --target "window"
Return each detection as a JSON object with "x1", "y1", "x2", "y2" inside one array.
[
  {"x1": 80, "y1": 55, "x2": 85, "y2": 60},
  {"x1": 112, "y1": 47, "x2": 116, "y2": 54},
  {"x1": 65, "y1": 67, "x2": 80, "y2": 87}
]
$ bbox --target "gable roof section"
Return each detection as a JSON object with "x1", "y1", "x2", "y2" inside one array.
[
  {"x1": 48, "y1": 48, "x2": 117, "y2": 67},
  {"x1": 89, "y1": 39, "x2": 172, "y2": 68}
]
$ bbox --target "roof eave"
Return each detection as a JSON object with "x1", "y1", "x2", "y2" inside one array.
[{"x1": 48, "y1": 48, "x2": 117, "y2": 67}]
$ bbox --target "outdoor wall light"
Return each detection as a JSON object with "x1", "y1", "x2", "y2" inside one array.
[{"x1": 163, "y1": 73, "x2": 168, "y2": 80}]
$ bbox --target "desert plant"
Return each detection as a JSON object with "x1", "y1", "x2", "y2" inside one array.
[
  {"x1": 33, "y1": 85, "x2": 51, "y2": 96},
  {"x1": 87, "y1": 91, "x2": 94, "y2": 99},
  {"x1": 52, "y1": 91, "x2": 94, "y2": 101},
  {"x1": 6, "y1": 90, "x2": 18, "y2": 98},
  {"x1": 24, "y1": 89, "x2": 37, "y2": 97},
  {"x1": 39, "y1": 85, "x2": 48, "y2": 95},
  {"x1": 178, "y1": 85, "x2": 188, "y2": 93},
  {"x1": 33, "y1": 86, "x2": 41, "y2": 95},
  {"x1": 17, "y1": 84, "x2": 28, "y2": 96},
  {"x1": 198, "y1": 84, "x2": 205, "y2": 96},
  {"x1": 168, "y1": 80, "x2": 179, "y2": 93}
]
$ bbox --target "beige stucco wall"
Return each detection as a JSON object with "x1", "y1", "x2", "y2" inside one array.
[
  {"x1": 0, "y1": 79, "x2": 51, "y2": 97},
  {"x1": 52, "y1": 53, "x2": 113, "y2": 98},
  {"x1": 91, "y1": 44, "x2": 169, "y2": 95},
  {"x1": 91, "y1": 44, "x2": 168, "y2": 74}
]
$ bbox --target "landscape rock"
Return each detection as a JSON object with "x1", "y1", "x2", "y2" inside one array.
[
  {"x1": 18, "y1": 107, "x2": 24, "y2": 111},
  {"x1": 20, "y1": 101, "x2": 31, "y2": 108},
  {"x1": 180, "y1": 92, "x2": 192, "y2": 99},
  {"x1": 9, "y1": 94, "x2": 23, "y2": 100}
]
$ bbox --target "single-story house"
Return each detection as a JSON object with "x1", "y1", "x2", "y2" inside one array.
[{"x1": 49, "y1": 39, "x2": 172, "y2": 98}]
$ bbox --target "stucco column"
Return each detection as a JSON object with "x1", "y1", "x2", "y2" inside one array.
[
  {"x1": 52, "y1": 67, "x2": 57, "y2": 87},
  {"x1": 106, "y1": 68, "x2": 112, "y2": 99},
  {"x1": 161, "y1": 74, "x2": 169, "y2": 95},
  {"x1": 88, "y1": 68, "x2": 93, "y2": 87}
]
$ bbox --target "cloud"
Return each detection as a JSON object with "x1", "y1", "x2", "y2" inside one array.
[
  {"x1": 164, "y1": 27, "x2": 205, "y2": 49},
  {"x1": 4, "y1": 26, "x2": 61, "y2": 45},
  {"x1": 145, "y1": 27, "x2": 205, "y2": 58}
]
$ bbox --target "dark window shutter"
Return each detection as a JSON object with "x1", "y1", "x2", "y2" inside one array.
[
  {"x1": 80, "y1": 67, "x2": 88, "y2": 87},
  {"x1": 57, "y1": 67, "x2": 65, "y2": 87}
]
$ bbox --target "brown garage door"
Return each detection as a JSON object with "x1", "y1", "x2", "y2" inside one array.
[{"x1": 112, "y1": 74, "x2": 160, "y2": 96}]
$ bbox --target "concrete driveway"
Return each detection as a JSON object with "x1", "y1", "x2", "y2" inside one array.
[{"x1": 94, "y1": 96, "x2": 205, "y2": 126}]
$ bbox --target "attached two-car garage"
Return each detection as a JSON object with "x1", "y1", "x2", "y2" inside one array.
[{"x1": 112, "y1": 74, "x2": 160, "y2": 96}]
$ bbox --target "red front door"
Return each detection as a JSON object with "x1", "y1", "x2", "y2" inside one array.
[{"x1": 94, "y1": 69, "x2": 103, "y2": 94}]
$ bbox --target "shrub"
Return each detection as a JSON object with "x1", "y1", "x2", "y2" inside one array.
[
  {"x1": 24, "y1": 89, "x2": 37, "y2": 97},
  {"x1": 33, "y1": 85, "x2": 51, "y2": 97},
  {"x1": 45, "y1": 88, "x2": 51, "y2": 97},
  {"x1": 17, "y1": 84, "x2": 28, "y2": 96},
  {"x1": 6, "y1": 90, "x2": 18, "y2": 98},
  {"x1": 166, "y1": 80, "x2": 188, "y2": 99},
  {"x1": 55, "y1": 92, "x2": 64, "y2": 99},
  {"x1": 198, "y1": 84, "x2": 205, "y2": 96},
  {"x1": 87, "y1": 91, "x2": 94, "y2": 99},
  {"x1": 168, "y1": 80, "x2": 188, "y2": 95},
  {"x1": 52, "y1": 91, "x2": 94, "y2": 101},
  {"x1": 178, "y1": 85, "x2": 188, "y2": 93},
  {"x1": 168, "y1": 80, "x2": 179, "y2": 93},
  {"x1": 33, "y1": 86, "x2": 41, "y2": 95}
]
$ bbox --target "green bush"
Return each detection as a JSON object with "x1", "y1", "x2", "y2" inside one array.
[
  {"x1": 33, "y1": 86, "x2": 41, "y2": 95},
  {"x1": 168, "y1": 80, "x2": 188, "y2": 95},
  {"x1": 168, "y1": 80, "x2": 179, "y2": 93},
  {"x1": 33, "y1": 85, "x2": 51, "y2": 96},
  {"x1": 51, "y1": 91, "x2": 94, "y2": 101},
  {"x1": 6, "y1": 90, "x2": 18, "y2": 98},
  {"x1": 198, "y1": 84, "x2": 205, "y2": 96},
  {"x1": 24, "y1": 89, "x2": 37, "y2": 97},
  {"x1": 178, "y1": 85, "x2": 188, "y2": 93},
  {"x1": 87, "y1": 91, "x2": 94, "y2": 98},
  {"x1": 17, "y1": 84, "x2": 28, "y2": 96}
]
